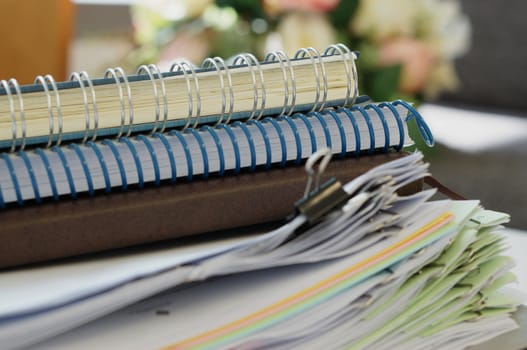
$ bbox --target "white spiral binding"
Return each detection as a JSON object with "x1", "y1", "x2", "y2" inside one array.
[
  {"x1": 69, "y1": 71, "x2": 98, "y2": 143},
  {"x1": 137, "y1": 64, "x2": 168, "y2": 134},
  {"x1": 201, "y1": 57, "x2": 234, "y2": 125},
  {"x1": 324, "y1": 43, "x2": 358, "y2": 106},
  {"x1": 33, "y1": 74, "x2": 63, "y2": 147},
  {"x1": 0, "y1": 79, "x2": 26, "y2": 152},
  {"x1": 294, "y1": 47, "x2": 325, "y2": 113},
  {"x1": 104, "y1": 67, "x2": 134, "y2": 139},
  {"x1": 169, "y1": 60, "x2": 201, "y2": 130},
  {"x1": 232, "y1": 53, "x2": 266, "y2": 121},
  {"x1": 264, "y1": 50, "x2": 296, "y2": 117},
  {"x1": 0, "y1": 43, "x2": 360, "y2": 151}
]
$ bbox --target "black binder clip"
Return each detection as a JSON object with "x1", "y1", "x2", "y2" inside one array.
[{"x1": 294, "y1": 148, "x2": 349, "y2": 226}]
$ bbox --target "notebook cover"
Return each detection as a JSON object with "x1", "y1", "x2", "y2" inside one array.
[{"x1": 0, "y1": 152, "x2": 421, "y2": 269}]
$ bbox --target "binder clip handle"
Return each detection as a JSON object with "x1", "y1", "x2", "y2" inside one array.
[
  {"x1": 295, "y1": 148, "x2": 349, "y2": 225},
  {"x1": 303, "y1": 147, "x2": 332, "y2": 199}
]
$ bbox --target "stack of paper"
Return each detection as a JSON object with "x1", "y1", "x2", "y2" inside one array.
[{"x1": 0, "y1": 152, "x2": 521, "y2": 349}]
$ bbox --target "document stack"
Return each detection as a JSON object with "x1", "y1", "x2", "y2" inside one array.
[{"x1": 0, "y1": 44, "x2": 521, "y2": 349}]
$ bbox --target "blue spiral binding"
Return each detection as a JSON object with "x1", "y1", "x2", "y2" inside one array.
[
  {"x1": 378, "y1": 102, "x2": 404, "y2": 151},
  {"x1": 365, "y1": 104, "x2": 390, "y2": 153},
  {"x1": 87, "y1": 141, "x2": 112, "y2": 193},
  {"x1": 393, "y1": 100, "x2": 434, "y2": 147},
  {"x1": 153, "y1": 132, "x2": 177, "y2": 183},
  {"x1": 350, "y1": 105, "x2": 375, "y2": 154},
  {"x1": 184, "y1": 128, "x2": 209, "y2": 179},
  {"x1": 52, "y1": 146, "x2": 77, "y2": 199},
  {"x1": 136, "y1": 134, "x2": 161, "y2": 186},
  {"x1": 70, "y1": 143, "x2": 94, "y2": 196},
  {"x1": 338, "y1": 107, "x2": 361, "y2": 157},
  {"x1": 263, "y1": 117, "x2": 287, "y2": 167},
  {"x1": 233, "y1": 121, "x2": 256, "y2": 171},
  {"x1": 19, "y1": 150, "x2": 41, "y2": 203},
  {"x1": 35, "y1": 148, "x2": 59, "y2": 200},
  {"x1": 308, "y1": 111, "x2": 332, "y2": 150},
  {"x1": 119, "y1": 137, "x2": 144, "y2": 188},
  {"x1": 322, "y1": 109, "x2": 347, "y2": 158},
  {"x1": 102, "y1": 139, "x2": 127, "y2": 191},
  {"x1": 247, "y1": 119, "x2": 272, "y2": 169},
  {"x1": 292, "y1": 112, "x2": 316, "y2": 153},
  {"x1": 278, "y1": 115, "x2": 302, "y2": 165},
  {"x1": 215, "y1": 124, "x2": 240, "y2": 174},
  {"x1": 168, "y1": 130, "x2": 193, "y2": 181},
  {"x1": 2, "y1": 153, "x2": 23, "y2": 206},
  {"x1": 201, "y1": 126, "x2": 225, "y2": 176},
  {"x1": 0, "y1": 98, "x2": 435, "y2": 207}
]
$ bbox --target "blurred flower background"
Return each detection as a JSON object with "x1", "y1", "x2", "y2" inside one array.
[{"x1": 127, "y1": 0, "x2": 471, "y2": 102}]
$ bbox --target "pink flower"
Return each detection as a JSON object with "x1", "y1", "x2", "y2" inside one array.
[
  {"x1": 158, "y1": 31, "x2": 210, "y2": 69},
  {"x1": 263, "y1": 0, "x2": 340, "y2": 16},
  {"x1": 378, "y1": 37, "x2": 436, "y2": 94}
]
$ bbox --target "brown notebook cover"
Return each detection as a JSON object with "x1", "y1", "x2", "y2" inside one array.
[{"x1": 0, "y1": 152, "x2": 421, "y2": 269}]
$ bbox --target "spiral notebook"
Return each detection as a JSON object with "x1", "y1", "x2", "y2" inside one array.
[
  {"x1": 0, "y1": 44, "x2": 433, "y2": 267},
  {"x1": 0, "y1": 45, "x2": 362, "y2": 149}
]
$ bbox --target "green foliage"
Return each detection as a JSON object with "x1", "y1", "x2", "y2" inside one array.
[
  {"x1": 216, "y1": 0, "x2": 265, "y2": 18},
  {"x1": 363, "y1": 64, "x2": 402, "y2": 102},
  {"x1": 209, "y1": 26, "x2": 255, "y2": 59},
  {"x1": 329, "y1": 0, "x2": 359, "y2": 30}
]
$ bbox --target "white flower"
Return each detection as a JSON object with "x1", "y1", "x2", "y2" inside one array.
[
  {"x1": 138, "y1": 0, "x2": 212, "y2": 21},
  {"x1": 416, "y1": 0, "x2": 471, "y2": 59},
  {"x1": 351, "y1": 0, "x2": 471, "y2": 59},
  {"x1": 350, "y1": 0, "x2": 418, "y2": 41},
  {"x1": 157, "y1": 30, "x2": 210, "y2": 70},
  {"x1": 423, "y1": 61, "x2": 460, "y2": 98},
  {"x1": 379, "y1": 37, "x2": 437, "y2": 94},
  {"x1": 275, "y1": 12, "x2": 336, "y2": 56}
]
